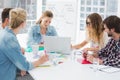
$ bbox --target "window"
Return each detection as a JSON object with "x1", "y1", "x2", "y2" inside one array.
[
  {"x1": 20, "y1": 0, "x2": 37, "y2": 33},
  {"x1": 100, "y1": 0, "x2": 105, "y2": 6},
  {"x1": 80, "y1": 20, "x2": 85, "y2": 23},
  {"x1": 86, "y1": 7, "x2": 91, "y2": 12},
  {"x1": 80, "y1": 24, "x2": 84, "y2": 30},
  {"x1": 107, "y1": 0, "x2": 118, "y2": 12},
  {"x1": 93, "y1": 8, "x2": 98, "y2": 12},
  {"x1": 81, "y1": 0, "x2": 85, "y2": 5},
  {"x1": 86, "y1": 0, "x2": 91, "y2": 5},
  {"x1": 80, "y1": 13, "x2": 85, "y2": 18},
  {"x1": 93, "y1": 0, "x2": 98, "y2": 5},
  {"x1": 81, "y1": 7, "x2": 85, "y2": 12},
  {"x1": 1, "y1": 0, "x2": 119, "y2": 32},
  {"x1": 86, "y1": 14, "x2": 89, "y2": 17},
  {"x1": 99, "y1": 8, "x2": 104, "y2": 13},
  {"x1": 0, "y1": 0, "x2": 37, "y2": 33}
]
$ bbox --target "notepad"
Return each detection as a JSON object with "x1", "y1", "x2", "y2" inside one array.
[
  {"x1": 38, "y1": 65, "x2": 51, "y2": 67},
  {"x1": 99, "y1": 66, "x2": 120, "y2": 73},
  {"x1": 39, "y1": 60, "x2": 53, "y2": 67}
]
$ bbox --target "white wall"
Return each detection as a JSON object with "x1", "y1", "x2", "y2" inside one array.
[
  {"x1": 118, "y1": 0, "x2": 120, "y2": 17},
  {"x1": 44, "y1": 0, "x2": 79, "y2": 44},
  {"x1": 37, "y1": 0, "x2": 42, "y2": 20}
]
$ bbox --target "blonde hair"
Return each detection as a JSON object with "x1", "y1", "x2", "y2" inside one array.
[
  {"x1": 86, "y1": 13, "x2": 104, "y2": 49},
  {"x1": 9, "y1": 8, "x2": 26, "y2": 29},
  {"x1": 36, "y1": 10, "x2": 53, "y2": 24}
]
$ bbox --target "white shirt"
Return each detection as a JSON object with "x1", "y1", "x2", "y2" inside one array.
[{"x1": 85, "y1": 32, "x2": 109, "y2": 49}]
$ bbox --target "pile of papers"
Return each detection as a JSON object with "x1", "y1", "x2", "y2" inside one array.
[{"x1": 90, "y1": 65, "x2": 120, "y2": 73}]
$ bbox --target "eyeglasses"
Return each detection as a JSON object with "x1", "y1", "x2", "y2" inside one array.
[{"x1": 86, "y1": 22, "x2": 91, "y2": 26}]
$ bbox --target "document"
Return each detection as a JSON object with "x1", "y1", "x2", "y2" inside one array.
[{"x1": 99, "y1": 66, "x2": 120, "y2": 73}]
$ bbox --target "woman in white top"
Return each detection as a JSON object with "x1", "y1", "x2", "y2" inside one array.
[{"x1": 72, "y1": 13, "x2": 108, "y2": 53}]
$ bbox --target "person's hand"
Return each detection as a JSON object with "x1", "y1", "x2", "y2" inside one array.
[
  {"x1": 21, "y1": 48, "x2": 25, "y2": 54},
  {"x1": 86, "y1": 54, "x2": 94, "y2": 63},
  {"x1": 20, "y1": 70, "x2": 26, "y2": 76},
  {"x1": 82, "y1": 48, "x2": 89, "y2": 53},
  {"x1": 82, "y1": 52, "x2": 87, "y2": 59},
  {"x1": 82, "y1": 48, "x2": 89, "y2": 59},
  {"x1": 71, "y1": 44, "x2": 75, "y2": 50},
  {"x1": 39, "y1": 53, "x2": 49, "y2": 64}
]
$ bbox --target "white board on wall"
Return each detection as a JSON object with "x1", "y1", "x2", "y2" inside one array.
[{"x1": 45, "y1": 0, "x2": 79, "y2": 43}]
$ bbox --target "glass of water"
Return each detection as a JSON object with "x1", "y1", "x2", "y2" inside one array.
[
  {"x1": 92, "y1": 58, "x2": 99, "y2": 72},
  {"x1": 48, "y1": 53, "x2": 57, "y2": 66},
  {"x1": 32, "y1": 44, "x2": 39, "y2": 58}
]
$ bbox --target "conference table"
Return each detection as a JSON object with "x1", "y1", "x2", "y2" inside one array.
[{"x1": 25, "y1": 51, "x2": 120, "y2": 80}]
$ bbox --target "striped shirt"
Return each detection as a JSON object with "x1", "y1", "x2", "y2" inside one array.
[{"x1": 98, "y1": 38, "x2": 120, "y2": 68}]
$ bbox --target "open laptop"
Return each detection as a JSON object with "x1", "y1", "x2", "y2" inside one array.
[{"x1": 44, "y1": 36, "x2": 71, "y2": 54}]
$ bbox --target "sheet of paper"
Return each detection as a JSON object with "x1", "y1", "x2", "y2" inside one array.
[{"x1": 99, "y1": 66, "x2": 120, "y2": 73}]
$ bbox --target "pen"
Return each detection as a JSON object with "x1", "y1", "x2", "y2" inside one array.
[{"x1": 37, "y1": 65, "x2": 51, "y2": 68}]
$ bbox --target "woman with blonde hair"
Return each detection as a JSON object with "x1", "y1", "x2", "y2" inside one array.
[
  {"x1": 0, "y1": 8, "x2": 48, "y2": 80},
  {"x1": 72, "y1": 13, "x2": 108, "y2": 53},
  {"x1": 27, "y1": 10, "x2": 57, "y2": 46}
]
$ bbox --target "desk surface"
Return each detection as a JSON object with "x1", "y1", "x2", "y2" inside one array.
[{"x1": 25, "y1": 52, "x2": 120, "y2": 80}]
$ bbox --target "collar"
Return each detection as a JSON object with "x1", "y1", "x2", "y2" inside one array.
[
  {"x1": 5, "y1": 27, "x2": 16, "y2": 36},
  {"x1": 36, "y1": 24, "x2": 48, "y2": 34},
  {"x1": 36, "y1": 24, "x2": 40, "y2": 33}
]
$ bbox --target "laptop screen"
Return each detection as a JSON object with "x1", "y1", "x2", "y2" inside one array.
[{"x1": 44, "y1": 36, "x2": 71, "y2": 54}]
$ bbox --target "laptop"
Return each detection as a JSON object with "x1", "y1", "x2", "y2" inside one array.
[{"x1": 44, "y1": 36, "x2": 71, "y2": 54}]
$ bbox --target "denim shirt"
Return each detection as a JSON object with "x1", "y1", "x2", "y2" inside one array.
[
  {"x1": 27, "y1": 24, "x2": 57, "y2": 46},
  {"x1": 0, "y1": 28, "x2": 34, "y2": 80}
]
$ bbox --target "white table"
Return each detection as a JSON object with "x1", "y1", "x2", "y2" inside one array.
[{"x1": 25, "y1": 52, "x2": 120, "y2": 80}]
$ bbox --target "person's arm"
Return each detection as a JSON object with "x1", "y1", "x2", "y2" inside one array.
[
  {"x1": 87, "y1": 39, "x2": 114, "y2": 65},
  {"x1": 20, "y1": 71, "x2": 26, "y2": 76},
  {"x1": 86, "y1": 54, "x2": 103, "y2": 64},
  {"x1": 72, "y1": 40, "x2": 88, "y2": 49},
  {"x1": 21, "y1": 47, "x2": 25, "y2": 54},
  {"x1": 102, "y1": 55, "x2": 120, "y2": 67},
  {"x1": 82, "y1": 47, "x2": 99, "y2": 53},
  {"x1": 98, "y1": 39, "x2": 120, "y2": 67},
  {"x1": 5, "y1": 37, "x2": 48, "y2": 71},
  {"x1": 20, "y1": 53, "x2": 48, "y2": 76},
  {"x1": 32, "y1": 54, "x2": 48, "y2": 67},
  {"x1": 5, "y1": 40, "x2": 33, "y2": 70}
]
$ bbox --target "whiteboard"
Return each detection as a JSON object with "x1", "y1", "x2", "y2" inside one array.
[{"x1": 45, "y1": 0, "x2": 78, "y2": 42}]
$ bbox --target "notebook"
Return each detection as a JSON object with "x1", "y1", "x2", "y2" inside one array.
[{"x1": 44, "y1": 36, "x2": 71, "y2": 54}]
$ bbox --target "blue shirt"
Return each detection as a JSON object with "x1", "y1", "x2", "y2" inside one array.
[
  {"x1": 27, "y1": 24, "x2": 57, "y2": 45},
  {"x1": 0, "y1": 28, "x2": 34, "y2": 80}
]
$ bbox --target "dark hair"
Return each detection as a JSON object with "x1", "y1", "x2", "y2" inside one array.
[
  {"x1": 103, "y1": 15, "x2": 120, "y2": 33},
  {"x1": 1, "y1": 8, "x2": 13, "y2": 23}
]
